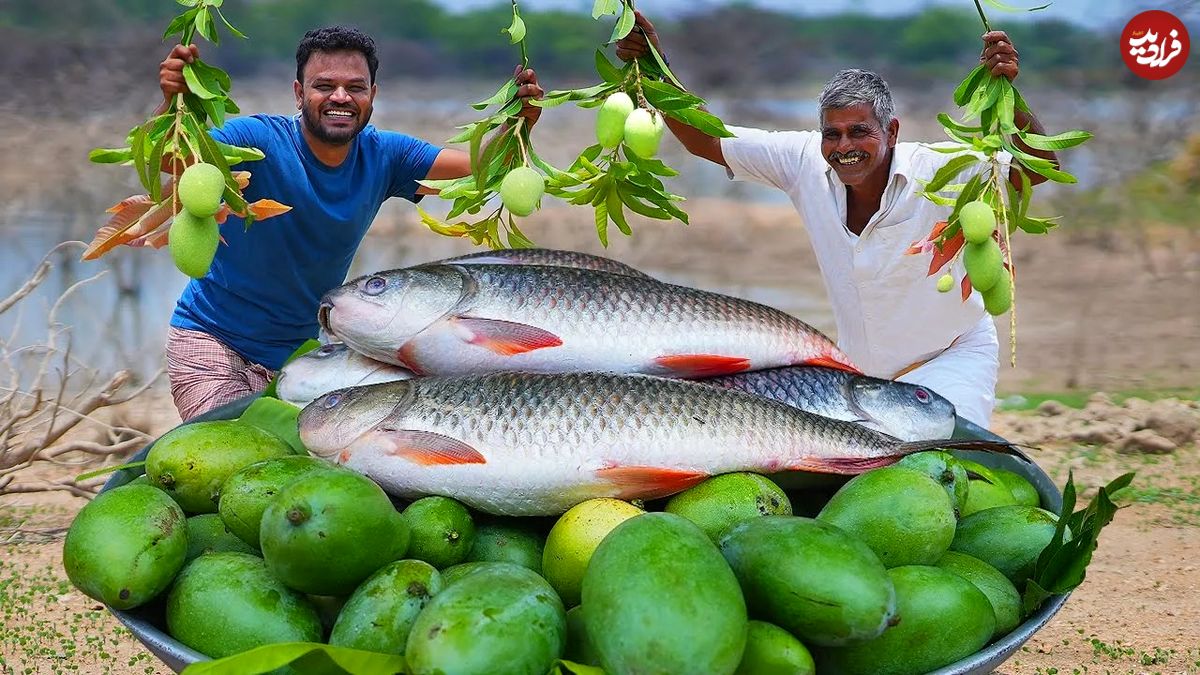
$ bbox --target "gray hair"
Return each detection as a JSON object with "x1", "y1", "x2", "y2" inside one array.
[{"x1": 818, "y1": 69, "x2": 895, "y2": 128}]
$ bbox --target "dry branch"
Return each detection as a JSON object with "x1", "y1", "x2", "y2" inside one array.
[{"x1": 1, "y1": 243, "x2": 157, "y2": 499}]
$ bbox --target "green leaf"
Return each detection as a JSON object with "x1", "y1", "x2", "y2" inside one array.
[
  {"x1": 195, "y1": 7, "x2": 217, "y2": 44},
  {"x1": 162, "y1": 8, "x2": 199, "y2": 41},
  {"x1": 1016, "y1": 215, "x2": 1058, "y2": 234},
  {"x1": 214, "y1": 7, "x2": 247, "y2": 39},
  {"x1": 626, "y1": 152, "x2": 679, "y2": 177},
  {"x1": 918, "y1": 154, "x2": 980, "y2": 195},
  {"x1": 595, "y1": 49, "x2": 624, "y2": 84},
  {"x1": 201, "y1": 96, "x2": 225, "y2": 128},
  {"x1": 640, "y1": 80, "x2": 704, "y2": 111},
  {"x1": 194, "y1": 60, "x2": 231, "y2": 96},
  {"x1": 592, "y1": 0, "x2": 621, "y2": 18},
  {"x1": 1018, "y1": 130, "x2": 1093, "y2": 151},
  {"x1": 594, "y1": 189, "x2": 610, "y2": 246},
  {"x1": 606, "y1": 188, "x2": 632, "y2": 236},
  {"x1": 644, "y1": 39, "x2": 685, "y2": 91},
  {"x1": 89, "y1": 147, "x2": 134, "y2": 164},
  {"x1": 963, "y1": 76, "x2": 1001, "y2": 122},
  {"x1": 661, "y1": 107, "x2": 734, "y2": 138},
  {"x1": 937, "y1": 112, "x2": 983, "y2": 135},
  {"x1": 609, "y1": 4, "x2": 637, "y2": 43},
  {"x1": 148, "y1": 133, "x2": 169, "y2": 202},
  {"x1": 984, "y1": 0, "x2": 1052, "y2": 11},
  {"x1": 182, "y1": 63, "x2": 218, "y2": 100},
  {"x1": 1012, "y1": 86, "x2": 1031, "y2": 114},
  {"x1": 953, "y1": 64, "x2": 987, "y2": 107},
  {"x1": 504, "y1": 14, "x2": 526, "y2": 44},
  {"x1": 1021, "y1": 472, "x2": 1134, "y2": 615},
  {"x1": 616, "y1": 185, "x2": 671, "y2": 220},
  {"x1": 997, "y1": 79, "x2": 1017, "y2": 134},
  {"x1": 75, "y1": 460, "x2": 146, "y2": 483},
  {"x1": 215, "y1": 141, "x2": 265, "y2": 163},
  {"x1": 472, "y1": 79, "x2": 518, "y2": 111},
  {"x1": 130, "y1": 121, "x2": 153, "y2": 195},
  {"x1": 238, "y1": 397, "x2": 305, "y2": 454},
  {"x1": 180, "y1": 642, "x2": 407, "y2": 675}
]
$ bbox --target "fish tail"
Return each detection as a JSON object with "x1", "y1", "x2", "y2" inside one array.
[{"x1": 896, "y1": 438, "x2": 1033, "y2": 463}]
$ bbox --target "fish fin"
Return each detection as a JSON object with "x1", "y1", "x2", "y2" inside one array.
[
  {"x1": 653, "y1": 354, "x2": 751, "y2": 378},
  {"x1": 379, "y1": 429, "x2": 487, "y2": 466},
  {"x1": 800, "y1": 355, "x2": 863, "y2": 375},
  {"x1": 899, "y1": 438, "x2": 1033, "y2": 463},
  {"x1": 596, "y1": 465, "x2": 709, "y2": 500},
  {"x1": 787, "y1": 456, "x2": 901, "y2": 474},
  {"x1": 397, "y1": 342, "x2": 427, "y2": 375},
  {"x1": 454, "y1": 317, "x2": 563, "y2": 356}
]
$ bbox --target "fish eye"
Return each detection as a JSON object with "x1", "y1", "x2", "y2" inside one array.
[
  {"x1": 914, "y1": 388, "x2": 931, "y2": 404},
  {"x1": 363, "y1": 276, "x2": 388, "y2": 296},
  {"x1": 316, "y1": 345, "x2": 338, "y2": 357},
  {"x1": 323, "y1": 393, "x2": 343, "y2": 409}
]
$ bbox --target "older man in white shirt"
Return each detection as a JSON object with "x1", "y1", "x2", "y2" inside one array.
[{"x1": 616, "y1": 13, "x2": 1060, "y2": 429}]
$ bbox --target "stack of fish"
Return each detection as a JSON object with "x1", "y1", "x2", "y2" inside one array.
[{"x1": 286, "y1": 248, "x2": 1014, "y2": 516}]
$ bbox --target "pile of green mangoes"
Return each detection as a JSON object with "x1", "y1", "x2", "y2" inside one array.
[{"x1": 63, "y1": 405, "x2": 1059, "y2": 675}]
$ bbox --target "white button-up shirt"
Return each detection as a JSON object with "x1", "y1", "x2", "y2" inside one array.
[{"x1": 722, "y1": 126, "x2": 1003, "y2": 426}]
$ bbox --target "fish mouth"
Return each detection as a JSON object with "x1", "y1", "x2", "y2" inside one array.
[{"x1": 317, "y1": 302, "x2": 336, "y2": 338}]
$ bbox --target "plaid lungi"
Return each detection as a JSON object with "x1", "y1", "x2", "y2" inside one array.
[{"x1": 165, "y1": 326, "x2": 275, "y2": 421}]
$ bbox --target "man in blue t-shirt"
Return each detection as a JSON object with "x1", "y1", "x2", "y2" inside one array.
[{"x1": 155, "y1": 26, "x2": 544, "y2": 420}]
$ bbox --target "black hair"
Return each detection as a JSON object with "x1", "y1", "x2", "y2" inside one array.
[{"x1": 295, "y1": 26, "x2": 379, "y2": 85}]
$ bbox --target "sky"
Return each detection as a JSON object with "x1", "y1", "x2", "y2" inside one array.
[{"x1": 437, "y1": 0, "x2": 1142, "y2": 30}]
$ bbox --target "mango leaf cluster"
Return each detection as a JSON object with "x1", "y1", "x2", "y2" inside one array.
[
  {"x1": 417, "y1": 0, "x2": 539, "y2": 249},
  {"x1": 531, "y1": 0, "x2": 733, "y2": 246},
  {"x1": 83, "y1": 0, "x2": 289, "y2": 262},
  {"x1": 1021, "y1": 471, "x2": 1134, "y2": 614},
  {"x1": 916, "y1": 0, "x2": 1092, "y2": 260}
]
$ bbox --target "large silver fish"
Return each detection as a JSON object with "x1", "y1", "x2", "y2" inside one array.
[
  {"x1": 297, "y1": 373, "x2": 1018, "y2": 516},
  {"x1": 318, "y1": 264, "x2": 859, "y2": 378},
  {"x1": 434, "y1": 248, "x2": 651, "y2": 278},
  {"x1": 703, "y1": 367, "x2": 956, "y2": 441},
  {"x1": 276, "y1": 343, "x2": 415, "y2": 407}
]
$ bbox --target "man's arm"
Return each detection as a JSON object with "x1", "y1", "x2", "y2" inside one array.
[
  {"x1": 157, "y1": 43, "x2": 201, "y2": 174},
  {"x1": 417, "y1": 66, "x2": 545, "y2": 194},
  {"x1": 981, "y1": 31, "x2": 1058, "y2": 189},
  {"x1": 614, "y1": 12, "x2": 727, "y2": 168}
]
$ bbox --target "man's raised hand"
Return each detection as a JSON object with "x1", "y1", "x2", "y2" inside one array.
[
  {"x1": 160, "y1": 44, "x2": 200, "y2": 101},
  {"x1": 981, "y1": 31, "x2": 1019, "y2": 81},
  {"x1": 615, "y1": 11, "x2": 661, "y2": 63}
]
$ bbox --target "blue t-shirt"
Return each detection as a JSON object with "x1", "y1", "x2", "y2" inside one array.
[{"x1": 170, "y1": 114, "x2": 441, "y2": 370}]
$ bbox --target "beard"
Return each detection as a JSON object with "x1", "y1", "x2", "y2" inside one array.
[{"x1": 301, "y1": 104, "x2": 372, "y2": 145}]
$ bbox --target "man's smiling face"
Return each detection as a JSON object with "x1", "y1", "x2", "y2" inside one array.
[
  {"x1": 820, "y1": 103, "x2": 899, "y2": 188},
  {"x1": 295, "y1": 50, "x2": 376, "y2": 146}
]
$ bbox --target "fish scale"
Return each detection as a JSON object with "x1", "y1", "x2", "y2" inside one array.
[
  {"x1": 296, "y1": 372, "x2": 1013, "y2": 516},
  {"x1": 436, "y1": 247, "x2": 651, "y2": 278}
]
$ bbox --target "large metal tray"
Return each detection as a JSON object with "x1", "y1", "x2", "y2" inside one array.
[{"x1": 99, "y1": 396, "x2": 1068, "y2": 674}]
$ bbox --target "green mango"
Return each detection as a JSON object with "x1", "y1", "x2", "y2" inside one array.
[{"x1": 63, "y1": 484, "x2": 188, "y2": 610}]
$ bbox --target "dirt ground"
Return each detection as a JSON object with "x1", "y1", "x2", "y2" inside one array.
[{"x1": 2, "y1": 206, "x2": 1198, "y2": 674}]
